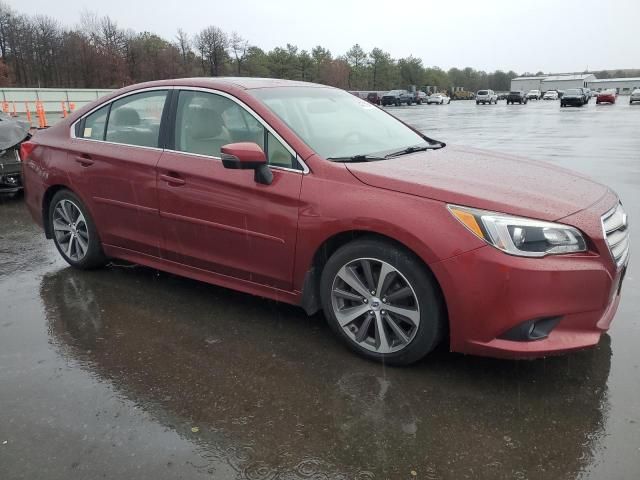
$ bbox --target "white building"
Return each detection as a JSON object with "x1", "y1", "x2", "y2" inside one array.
[
  {"x1": 587, "y1": 78, "x2": 640, "y2": 95},
  {"x1": 541, "y1": 74, "x2": 596, "y2": 92},
  {"x1": 510, "y1": 73, "x2": 596, "y2": 92},
  {"x1": 510, "y1": 76, "x2": 544, "y2": 92}
]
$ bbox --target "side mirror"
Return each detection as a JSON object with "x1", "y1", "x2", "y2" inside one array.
[{"x1": 221, "y1": 142, "x2": 273, "y2": 185}]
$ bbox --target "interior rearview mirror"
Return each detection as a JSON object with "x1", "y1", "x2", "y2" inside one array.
[{"x1": 221, "y1": 142, "x2": 273, "y2": 185}]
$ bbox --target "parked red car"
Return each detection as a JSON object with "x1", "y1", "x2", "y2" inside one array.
[
  {"x1": 596, "y1": 90, "x2": 617, "y2": 104},
  {"x1": 20, "y1": 78, "x2": 629, "y2": 364}
]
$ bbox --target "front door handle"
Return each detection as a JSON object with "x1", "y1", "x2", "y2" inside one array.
[
  {"x1": 74, "y1": 155, "x2": 94, "y2": 167},
  {"x1": 160, "y1": 173, "x2": 186, "y2": 186}
]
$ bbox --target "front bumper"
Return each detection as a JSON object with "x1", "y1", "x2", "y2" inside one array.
[
  {"x1": 431, "y1": 191, "x2": 626, "y2": 358},
  {"x1": 0, "y1": 150, "x2": 23, "y2": 193}
]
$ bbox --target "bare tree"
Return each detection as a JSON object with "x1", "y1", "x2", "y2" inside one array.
[
  {"x1": 175, "y1": 28, "x2": 191, "y2": 74},
  {"x1": 194, "y1": 25, "x2": 228, "y2": 77},
  {"x1": 229, "y1": 31, "x2": 248, "y2": 76}
]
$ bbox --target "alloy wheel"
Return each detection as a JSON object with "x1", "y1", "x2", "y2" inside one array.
[
  {"x1": 52, "y1": 199, "x2": 90, "y2": 261},
  {"x1": 330, "y1": 258, "x2": 420, "y2": 354}
]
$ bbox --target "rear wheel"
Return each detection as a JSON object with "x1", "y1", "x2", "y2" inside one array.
[
  {"x1": 49, "y1": 190, "x2": 107, "y2": 269},
  {"x1": 320, "y1": 239, "x2": 445, "y2": 365}
]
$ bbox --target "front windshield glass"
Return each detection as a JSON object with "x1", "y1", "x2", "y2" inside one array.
[
  {"x1": 566, "y1": 89, "x2": 580, "y2": 95},
  {"x1": 251, "y1": 87, "x2": 429, "y2": 159},
  {"x1": 477, "y1": 90, "x2": 488, "y2": 95}
]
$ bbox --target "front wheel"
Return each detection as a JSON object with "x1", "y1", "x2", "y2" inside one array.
[
  {"x1": 320, "y1": 239, "x2": 445, "y2": 365},
  {"x1": 49, "y1": 190, "x2": 107, "y2": 269}
]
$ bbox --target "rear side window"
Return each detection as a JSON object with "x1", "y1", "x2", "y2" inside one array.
[
  {"x1": 105, "y1": 90, "x2": 168, "y2": 148},
  {"x1": 79, "y1": 105, "x2": 109, "y2": 140}
]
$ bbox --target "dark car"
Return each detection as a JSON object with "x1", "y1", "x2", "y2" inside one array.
[
  {"x1": 21, "y1": 77, "x2": 628, "y2": 364},
  {"x1": 561, "y1": 89, "x2": 587, "y2": 107},
  {"x1": 506, "y1": 91, "x2": 528, "y2": 105},
  {"x1": 381, "y1": 90, "x2": 413, "y2": 106},
  {"x1": 0, "y1": 113, "x2": 31, "y2": 194},
  {"x1": 366, "y1": 92, "x2": 381, "y2": 105}
]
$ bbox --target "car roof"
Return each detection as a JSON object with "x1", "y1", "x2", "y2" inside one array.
[{"x1": 120, "y1": 77, "x2": 329, "y2": 91}]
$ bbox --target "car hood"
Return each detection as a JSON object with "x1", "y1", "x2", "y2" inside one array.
[{"x1": 345, "y1": 145, "x2": 609, "y2": 221}]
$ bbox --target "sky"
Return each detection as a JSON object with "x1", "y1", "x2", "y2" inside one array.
[{"x1": 8, "y1": 0, "x2": 639, "y2": 74}]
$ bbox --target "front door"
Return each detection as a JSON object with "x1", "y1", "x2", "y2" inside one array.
[{"x1": 157, "y1": 89, "x2": 303, "y2": 290}]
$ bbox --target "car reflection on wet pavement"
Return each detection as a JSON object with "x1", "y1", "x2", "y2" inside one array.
[{"x1": 1, "y1": 99, "x2": 639, "y2": 479}]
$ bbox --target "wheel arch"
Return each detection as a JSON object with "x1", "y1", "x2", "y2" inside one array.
[
  {"x1": 42, "y1": 184, "x2": 94, "y2": 239},
  {"x1": 300, "y1": 230, "x2": 448, "y2": 329}
]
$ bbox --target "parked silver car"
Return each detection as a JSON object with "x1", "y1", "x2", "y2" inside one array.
[{"x1": 476, "y1": 89, "x2": 498, "y2": 104}]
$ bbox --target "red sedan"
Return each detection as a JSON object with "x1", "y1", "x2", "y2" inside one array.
[
  {"x1": 20, "y1": 78, "x2": 629, "y2": 364},
  {"x1": 596, "y1": 90, "x2": 617, "y2": 104}
]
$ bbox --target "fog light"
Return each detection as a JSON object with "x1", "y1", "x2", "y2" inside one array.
[{"x1": 499, "y1": 316, "x2": 561, "y2": 341}]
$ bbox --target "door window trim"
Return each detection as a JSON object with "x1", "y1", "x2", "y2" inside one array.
[{"x1": 69, "y1": 85, "x2": 309, "y2": 174}]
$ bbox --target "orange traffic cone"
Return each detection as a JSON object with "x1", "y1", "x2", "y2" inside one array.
[
  {"x1": 25, "y1": 102, "x2": 33, "y2": 127},
  {"x1": 61, "y1": 101, "x2": 67, "y2": 118},
  {"x1": 11, "y1": 101, "x2": 17, "y2": 117}
]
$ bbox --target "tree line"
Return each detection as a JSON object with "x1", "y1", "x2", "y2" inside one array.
[{"x1": 1, "y1": 2, "x2": 636, "y2": 93}]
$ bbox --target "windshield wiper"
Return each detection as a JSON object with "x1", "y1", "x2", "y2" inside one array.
[
  {"x1": 384, "y1": 144, "x2": 442, "y2": 158},
  {"x1": 327, "y1": 154, "x2": 386, "y2": 163}
]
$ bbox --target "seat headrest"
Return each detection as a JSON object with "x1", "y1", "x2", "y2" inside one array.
[
  {"x1": 112, "y1": 107, "x2": 140, "y2": 127},
  {"x1": 188, "y1": 107, "x2": 224, "y2": 139}
]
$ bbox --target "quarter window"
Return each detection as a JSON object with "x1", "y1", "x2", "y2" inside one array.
[
  {"x1": 104, "y1": 90, "x2": 168, "y2": 148},
  {"x1": 267, "y1": 131, "x2": 295, "y2": 168},
  {"x1": 79, "y1": 105, "x2": 109, "y2": 140}
]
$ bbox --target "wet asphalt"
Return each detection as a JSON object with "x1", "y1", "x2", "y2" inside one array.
[{"x1": 1, "y1": 98, "x2": 639, "y2": 480}]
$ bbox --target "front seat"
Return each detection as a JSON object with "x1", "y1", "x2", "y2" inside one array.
[{"x1": 183, "y1": 107, "x2": 231, "y2": 157}]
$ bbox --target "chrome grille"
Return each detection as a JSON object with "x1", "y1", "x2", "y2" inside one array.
[{"x1": 602, "y1": 203, "x2": 630, "y2": 268}]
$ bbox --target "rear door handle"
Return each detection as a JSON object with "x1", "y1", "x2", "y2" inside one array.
[
  {"x1": 160, "y1": 173, "x2": 186, "y2": 186},
  {"x1": 74, "y1": 155, "x2": 94, "y2": 167}
]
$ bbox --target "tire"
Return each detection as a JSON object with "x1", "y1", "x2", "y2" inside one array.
[
  {"x1": 395, "y1": 100, "x2": 400, "y2": 106},
  {"x1": 49, "y1": 189, "x2": 107, "y2": 269},
  {"x1": 320, "y1": 238, "x2": 445, "y2": 365},
  {"x1": 476, "y1": 101, "x2": 479, "y2": 105},
  {"x1": 440, "y1": 100, "x2": 443, "y2": 105}
]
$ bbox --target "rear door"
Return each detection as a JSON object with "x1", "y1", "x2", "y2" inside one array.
[
  {"x1": 156, "y1": 89, "x2": 303, "y2": 290},
  {"x1": 70, "y1": 88, "x2": 170, "y2": 257}
]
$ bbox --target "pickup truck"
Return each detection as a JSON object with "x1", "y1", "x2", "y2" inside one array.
[
  {"x1": 381, "y1": 90, "x2": 413, "y2": 106},
  {"x1": 506, "y1": 91, "x2": 528, "y2": 105},
  {"x1": 526, "y1": 90, "x2": 541, "y2": 100}
]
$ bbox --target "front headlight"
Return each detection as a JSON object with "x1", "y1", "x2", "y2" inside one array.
[{"x1": 448, "y1": 205, "x2": 587, "y2": 257}]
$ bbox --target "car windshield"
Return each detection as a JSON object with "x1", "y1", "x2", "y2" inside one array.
[
  {"x1": 477, "y1": 90, "x2": 488, "y2": 95},
  {"x1": 510, "y1": 91, "x2": 520, "y2": 94},
  {"x1": 251, "y1": 87, "x2": 430, "y2": 159},
  {"x1": 386, "y1": 90, "x2": 402, "y2": 95},
  {"x1": 566, "y1": 89, "x2": 581, "y2": 95}
]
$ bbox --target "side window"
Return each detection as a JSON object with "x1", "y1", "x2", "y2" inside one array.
[
  {"x1": 174, "y1": 90, "x2": 265, "y2": 157},
  {"x1": 105, "y1": 90, "x2": 167, "y2": 148},
  {"x1": 79, "y1": 105, "x2": 109, "y2": 140},
  {"x1": 266, "y1": 132, "x2": 295, "y2": 169}
]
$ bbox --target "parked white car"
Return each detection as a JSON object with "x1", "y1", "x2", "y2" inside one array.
[
  {"x1": 526, "y1": 90, "x2": 541, "y2": 100},
  {"x1": 475, "y1": 89, "x2": 498, "y2": 104},
  {"x1": 630, "y1": 89, "x2": 640, "y2": 104},
  {"x1": 543, "y1": 90, "x2": 559, "y2": 100},
  {"x1": 427, "y1": 93, "x2": 451, "y2": 104}
]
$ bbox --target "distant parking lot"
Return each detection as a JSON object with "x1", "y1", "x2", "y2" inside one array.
[{"x1": 1, "y1": 98, "x2": 638, "y2": 480}]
